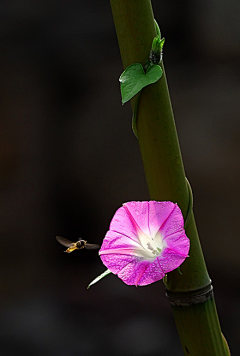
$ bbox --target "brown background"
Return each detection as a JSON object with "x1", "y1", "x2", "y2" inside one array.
[{"x1": 0, "y1": 1, "x2": 239, "y2": 355}]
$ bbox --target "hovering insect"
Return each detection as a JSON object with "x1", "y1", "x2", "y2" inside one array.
[{"x1": 56, "y1": 236, "x2": 100, "y2": 253}]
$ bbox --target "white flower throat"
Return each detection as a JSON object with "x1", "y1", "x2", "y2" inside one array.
[{"x1": 138, "y1": 231, "x2": 163, "y2": 259}]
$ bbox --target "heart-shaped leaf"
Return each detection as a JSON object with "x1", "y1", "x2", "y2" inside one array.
[{"x1": 119, "y1": 63, "x2": 163, "y2": 104}]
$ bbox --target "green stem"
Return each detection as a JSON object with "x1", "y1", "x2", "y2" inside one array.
[{"x1": 110, "y1": 0, "x2": 230, "y2": 354}]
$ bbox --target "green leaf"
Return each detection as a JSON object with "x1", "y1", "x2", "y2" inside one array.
[
  {"x1": 119, "y1": 63, "x2": 163, "y2": 104},
  {"x1": 87, "y1": 268, "x2": 112, "y2": 289}
]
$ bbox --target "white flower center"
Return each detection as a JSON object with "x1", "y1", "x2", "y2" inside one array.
[{"x1": 138, "y1": 231, "x2": 163, "y2": 260}]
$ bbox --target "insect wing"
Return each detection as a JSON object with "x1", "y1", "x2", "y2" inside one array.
[
  {"x1": 56, "y1": 236, "x2": 74, "y2": 248},
  {"x1": 84, "y1": 243, "x2": 100, "y2": 250}
]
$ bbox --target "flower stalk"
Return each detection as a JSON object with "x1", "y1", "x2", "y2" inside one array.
[{"x1": 110, "y1": 0, "x2": 230, "y2": 354}]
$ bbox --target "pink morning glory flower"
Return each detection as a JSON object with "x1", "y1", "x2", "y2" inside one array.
[{"x1": 99, "y1": 201, "x2": 190, "y2": 286}]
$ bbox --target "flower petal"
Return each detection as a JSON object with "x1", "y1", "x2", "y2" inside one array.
[
  {"x1": 100, "y1": 230, "x2": 140, "y2": 252},
  {"x1": 100, "y1": 253, "x2": 137, "y2": 275},
  {"x1": 122, "y1": 201, "x2": 151, "y2": 237},
  {"x1": 163, "y1": 230, "x2": 190, "y2": 256},
  {"x1": 157, "y1": 248, "x2": 188, "y2": 273},
  {"x1": 148, "y1": 201, "x2": 177, "y2": 237},
  {"x1": 117, "y1": 258, "x2": 165, "y2": 286},
  {"x1": 108, "y1": 205, "x2": 142, "y2": 244},
  {"x1": 118, "y1": 259, "x2": 150, "y2": 286},
  {"x1": 159, "y1": 203, "x2": 184, "y2": 237},
  {"x1": 136, "y1": 258, "x2": 165, "y2": 286}
]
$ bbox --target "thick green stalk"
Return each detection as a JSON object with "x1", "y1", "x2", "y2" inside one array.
[{"x1": 110, "y1": 0, "x2": 230, "y2": 354}]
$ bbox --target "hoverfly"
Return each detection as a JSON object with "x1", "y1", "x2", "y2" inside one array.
[{"x1": 56, "y1": 236, "x2": 100, "y2": 253}]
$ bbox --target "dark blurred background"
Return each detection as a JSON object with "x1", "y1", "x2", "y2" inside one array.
[{"x1": 0, "y1": 1, "x2": 239, "y2": 355}]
